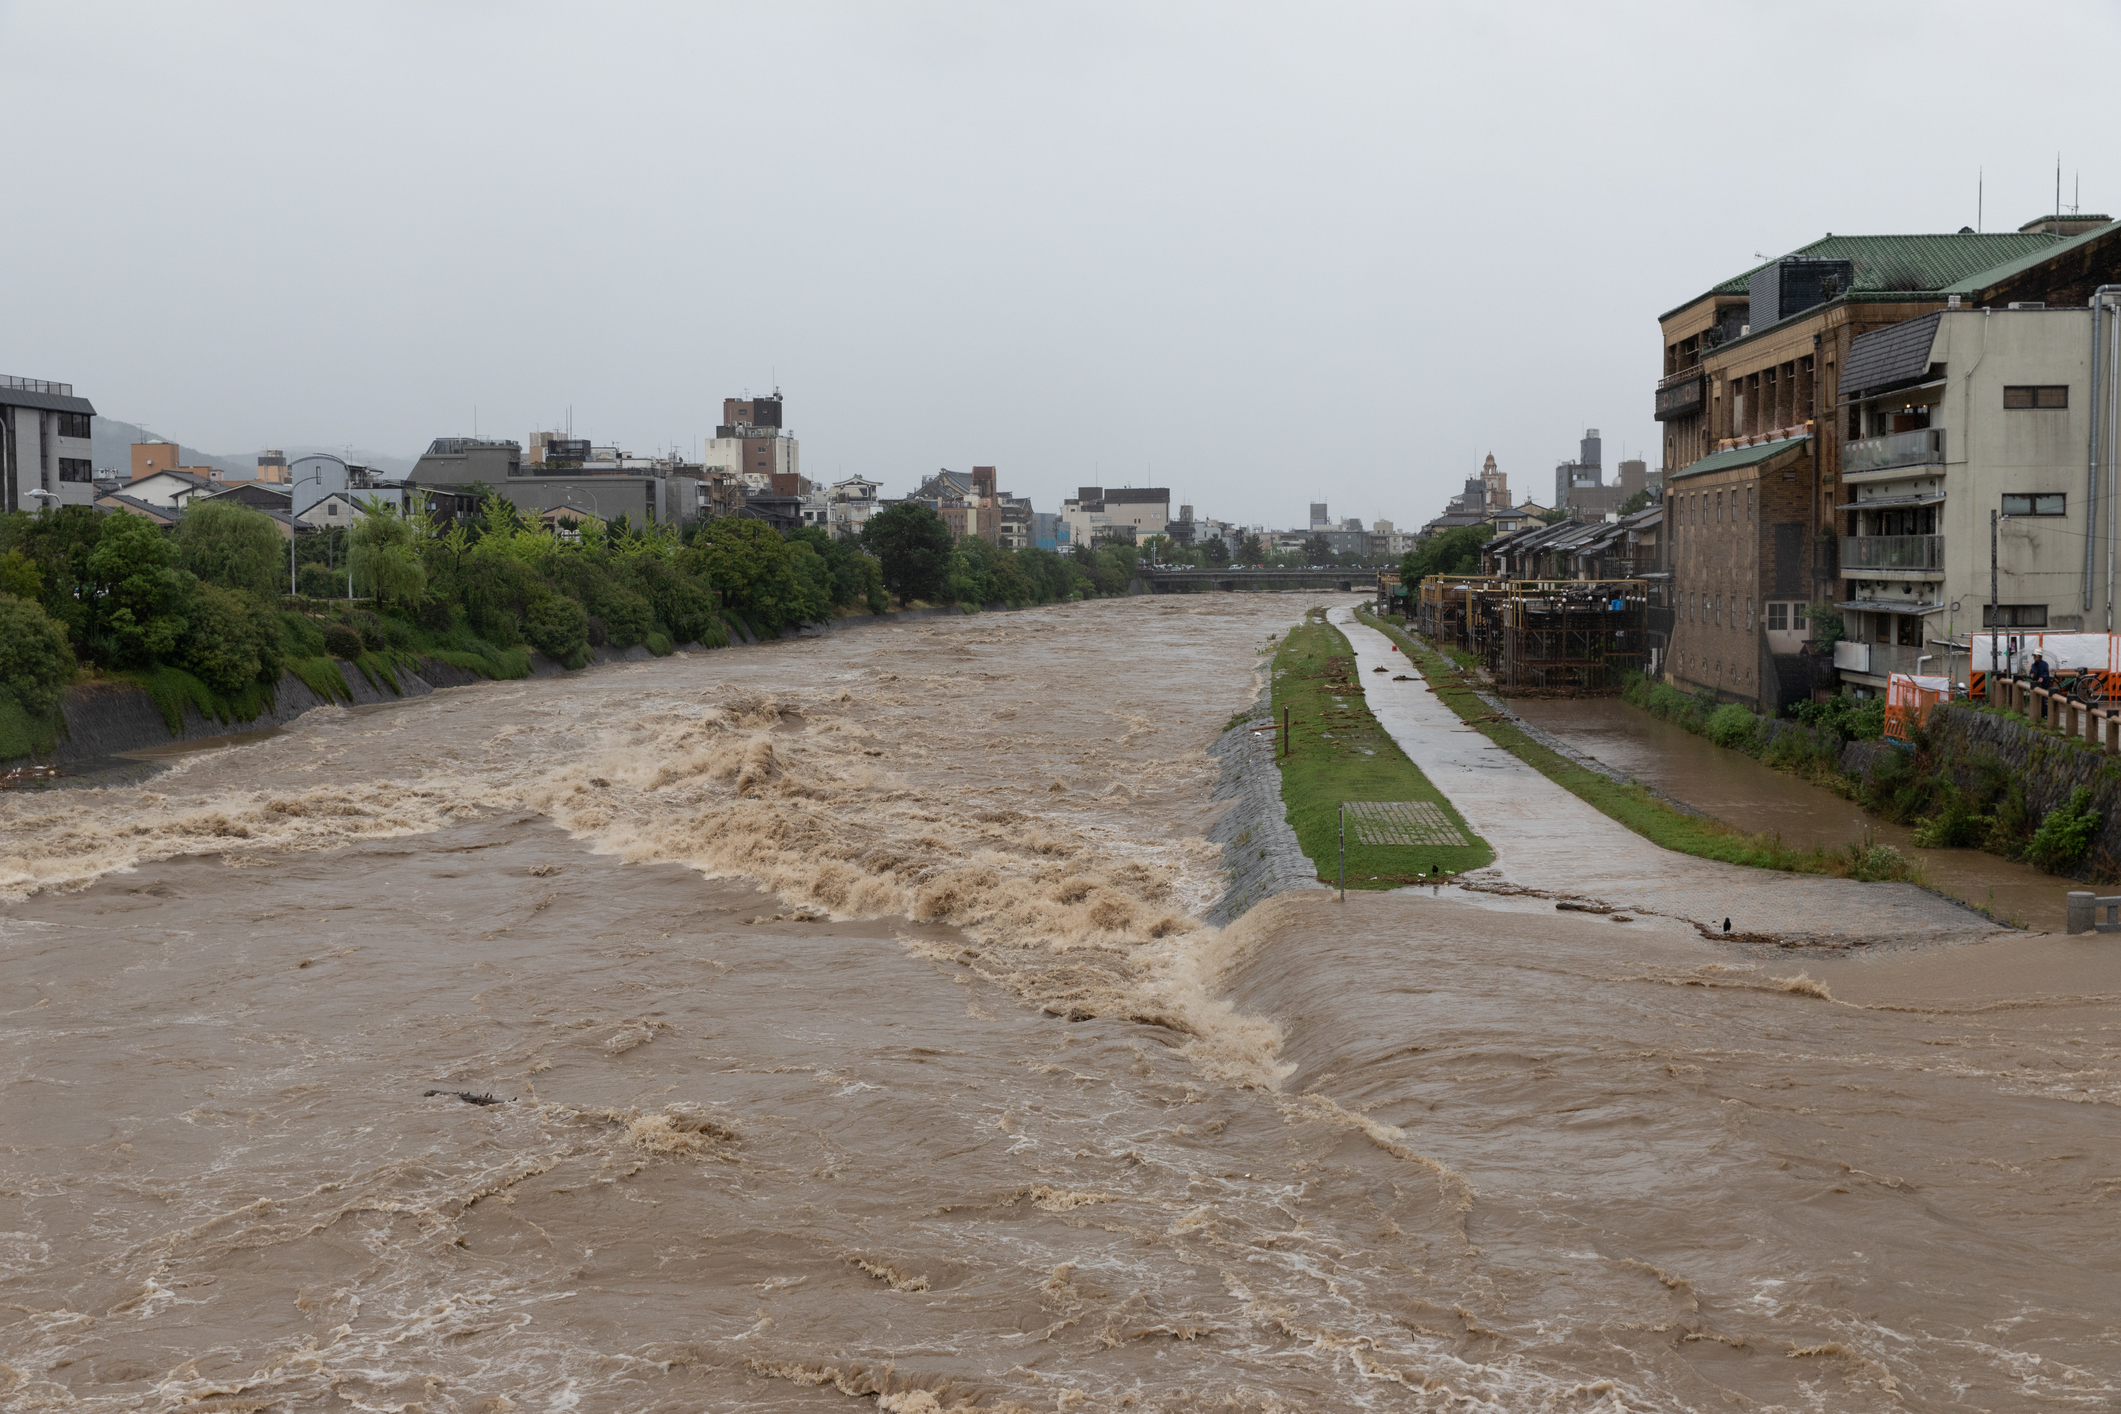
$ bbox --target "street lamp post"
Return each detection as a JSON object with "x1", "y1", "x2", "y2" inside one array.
[
  {"x1": 559, "y1": 490, "x2": 600, "y2": 536},
  {"x1": 289, "y1": 455, "x2": 350, "y2": 598}
]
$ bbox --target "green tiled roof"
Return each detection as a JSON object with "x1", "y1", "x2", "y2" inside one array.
[
  {"x1": 1665, "y1": 232, "x2": 2065, "y2": 321},
  {"x1": 1942, "y1": 220, "x2": 2120, "y2": 292},
  {"x1": 1667, "y1": 436, "x2": 1808, "y2": 483}
]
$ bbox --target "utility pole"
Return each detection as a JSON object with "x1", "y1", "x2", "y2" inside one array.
[{"x1": 1990, "y1": 509, "x2": 1999, "y2": 695}]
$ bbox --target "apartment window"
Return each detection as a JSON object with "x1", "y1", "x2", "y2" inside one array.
[
  {"x1": 1716, "y1": 491, "x2": 1724, "y2": 522},
  {"x1": 1747, "y1": 487, "x2": 1755, "y2": 520},
  {"x1": 1747, "y1": 597, "x2": 1755, "y2": 630},
  {"x1": 1898, "y1": 615, "x2": 1923, "y2": 647},
  {"x1": 1982, "y1": 604, "x2": 2048, "y2": 628},
  {"x1": 1768, "y1": 602, "x2": 1788, "y2": 632},
  {"x1": 2003, "y1": 385, "x2": 2068, "y2": 409},
  {"x1": 56, "y1": 412, "x2": 91, "y2": 438},
  {"x1": 2001, "y1": 493, "x2": 2066, "y2": 516},
  {"x1": 58, "y1": 458, "x2": 92, "y2": 482}
]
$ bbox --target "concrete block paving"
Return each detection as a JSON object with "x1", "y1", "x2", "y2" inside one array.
[{"x1": 1343, "y1": 799, "x2": 1469, "y2": 848}]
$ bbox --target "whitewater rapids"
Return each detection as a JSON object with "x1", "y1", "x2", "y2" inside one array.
[{"x1": 1, "y1": 595, "x2": 2115, "y2": 1411}]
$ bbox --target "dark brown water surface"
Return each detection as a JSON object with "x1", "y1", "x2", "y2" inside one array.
[
  {"x1": 1511, "y1": 696, "x2": 2071, "y2": 934},
  {"x1": 2, "y1": 597, "x2": 2116, "y2": 1411}
]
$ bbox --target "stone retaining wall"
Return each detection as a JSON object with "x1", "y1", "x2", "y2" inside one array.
[
  {"x1": 1920, "y1": 704, "x2": 2121, "y2": 870},
  {"x1": 1203, "y1": 676, "x2": 1326, "y2": 925}
]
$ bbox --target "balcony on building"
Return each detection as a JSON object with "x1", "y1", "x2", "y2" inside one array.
[
  {"x1": 1832, "y1": 640, "x2": 1950, "y2": 678},
  {"x1": 1654, "y1": 368, "x2": 1706, "y2": 422},
  {"x1": 1843, "y1": 427, "x2": 1945, "y2": 480},
  {"x1": 1840, "y1": 534, "x2": 1944, "y2": 576}
]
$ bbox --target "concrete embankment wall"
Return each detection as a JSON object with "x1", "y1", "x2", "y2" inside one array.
[
  {"x1": 1203, "y1": 677, "x2": 1326, "y2": 925},
  {"x1": 46, "y1": 662, "x2": 448, "y2": 766}
]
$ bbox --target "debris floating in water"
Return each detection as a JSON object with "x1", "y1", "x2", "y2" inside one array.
[{"x1": 424, "y1": 1089, "x2": 504, "y2": 1107}]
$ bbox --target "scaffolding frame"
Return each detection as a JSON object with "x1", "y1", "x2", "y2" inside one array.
[
  {"x1": 1495, "y1": 579, "x2": 1649, "y2": 691},
  {"x1": 1418, "y1": 575, "x2": 1648, "y2": 694},
  {"x1": 1416, "y1": 576, "x2": 1503, "y2": 654}
]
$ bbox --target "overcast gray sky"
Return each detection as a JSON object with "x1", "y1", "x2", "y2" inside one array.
[{"x1": 4, "y1": 1, "x2": 2117, "y2": 528}]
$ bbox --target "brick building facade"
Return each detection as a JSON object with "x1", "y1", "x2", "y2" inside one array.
[{"x1": 1664, "y1": 437, "x2": 1821, "y2": 711}]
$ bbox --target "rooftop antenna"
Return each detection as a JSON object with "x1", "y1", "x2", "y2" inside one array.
[
  {"x1": 1978, "y1": 168, "x2": 1983, "y2": 232},
  {"x1": 2057, "y1": 153, "x2": 2063, "y2": 227}
]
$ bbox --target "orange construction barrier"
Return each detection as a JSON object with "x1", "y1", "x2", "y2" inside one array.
[{"x1": 1884, "y1": 672, "x2": 1952, "y2": 744}]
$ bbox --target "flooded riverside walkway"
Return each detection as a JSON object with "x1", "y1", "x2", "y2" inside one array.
[
  {"x1": 2, "y1": 596, "x2": 2117, "y2": 1411},
  {"x1": 1508, "y1": 693, "x2": 2073, "y2": 934},
  {"x1": 1333, "y1": 609, "x2": 2003, "y2": 947}
]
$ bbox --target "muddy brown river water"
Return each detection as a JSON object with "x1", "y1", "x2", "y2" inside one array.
[{"x1": 2, "y1": 596, "x2": 2117, "y2": 1412}]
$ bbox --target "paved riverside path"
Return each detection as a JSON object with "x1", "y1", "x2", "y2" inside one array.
[{"x1": 1331, "y1": 608, "x2": 2005, "y2": 947}]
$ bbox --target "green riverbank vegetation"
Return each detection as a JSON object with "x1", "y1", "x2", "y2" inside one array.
[
  {"x1": 1619, "y1": 670, "x2": 2108, "y2": 878},
  {"x1": 1270, "y1": 611, "x2": 1492, "y2": 886},
  {"x1": 1356, "y1": 609, "x2": 1922, "y2": 884},
  {"x1": 0, "y1": 497, "x2": 1160, "y2": 758}
]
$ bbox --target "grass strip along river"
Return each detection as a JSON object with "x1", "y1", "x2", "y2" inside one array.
[{"x1": 1268, "y1": 609, "x2": 1491, "y2": 886}]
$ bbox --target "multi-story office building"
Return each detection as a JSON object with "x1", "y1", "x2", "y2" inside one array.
[
  {"x1": 1832, "y1": 297, "x2": 2121, "y2": 692},
  {"x1": 828, "y1": 476, "x2": 883, "y2": 537},
  {"x1": 1657, "y1": 214, "x2": 2121, "y2": 708},
  {"x1": 0, "y1": 376, "x2": 95, "y2": 511},
  {"x1": 408, "y1": 436, "x2": 523, "y2": 485},
  {"x1": 704, "y1": 393, "x2": 798, "y2": 491},
  {"x1": 407, "y1": 434, "x2": 718, "y2": 526},
  {"x1": 1061, "y1": 486, "x2": 1169, "y2": 546},
  {"x1": 1553, "y1": 428, "x2": 1604, "y2": 509}
]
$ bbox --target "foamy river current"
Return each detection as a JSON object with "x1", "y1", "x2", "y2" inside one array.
[{"x1": 2, "y1": 596, "x2": 2116, "y2": 1411}]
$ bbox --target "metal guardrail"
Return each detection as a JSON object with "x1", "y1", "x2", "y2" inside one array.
[
  {"x1": 0, "y1": 375, "x2": 73, "y2": 395},
  {"x1": 1844, "y1": 427, "x2": 1945, "y2": 475}
]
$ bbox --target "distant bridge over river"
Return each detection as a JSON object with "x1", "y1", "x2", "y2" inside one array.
[{"x1": 1126, "y1": 567, "x2": 1385, "y2": 594}]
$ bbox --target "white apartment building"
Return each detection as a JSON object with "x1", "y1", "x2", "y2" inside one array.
[
  {"x1": 1, "y1": 376, "x2": 96, "y2": 511},
  {"x1": 1834, "y1": 295, "x2": 2121, "y2": 690},
  {"x1": 1060, "y1": 485, "x2": 1170, "y2": 546}
]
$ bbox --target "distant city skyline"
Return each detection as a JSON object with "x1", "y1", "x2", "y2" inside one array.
[{"x1": 3, "y1": 1, "x2": 2116, "y2": 527}]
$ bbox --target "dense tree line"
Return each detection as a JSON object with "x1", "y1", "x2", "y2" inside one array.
[
  {"x1": 0, "y1": 496, "x2": 1146, "y2": 758},
  {"x1": 1398, "y1": 523, "x2": 1490, "y2": 583}
]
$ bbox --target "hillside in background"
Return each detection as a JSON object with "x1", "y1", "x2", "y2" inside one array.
[{"x1": 90, "y1": 417, "x2": 416, "y2": 480}]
